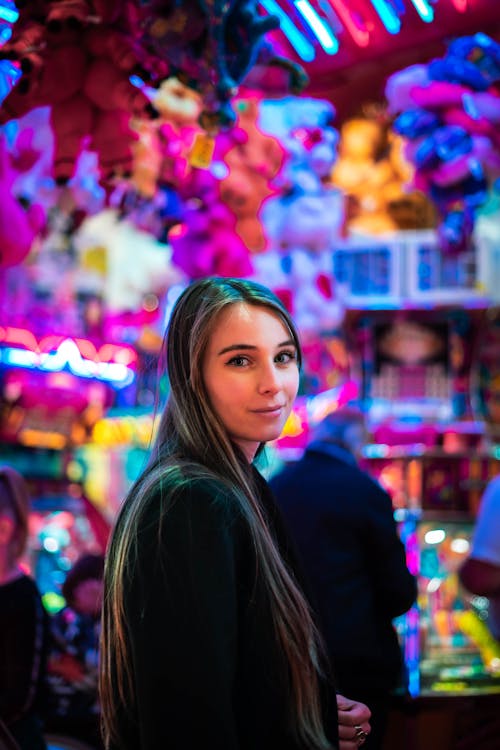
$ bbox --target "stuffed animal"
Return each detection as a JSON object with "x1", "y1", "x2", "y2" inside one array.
[
  {"x1": 140, "y1": 0, "x2": 282, "y2": 129},
  {"x1": 0, "y1": 17, "x2": 158, "y2": 187},
  {"x1": 0, "y1": 133, "x2": 45, "y2": 268},
  {"x1": 255, "y1": 188, "x2": 345, "y2": 334},
  {"x1": 218, "y1": 96, "x2": 284, "y2": 252},
  {"x1": 330, "y1": 116, "x2": 431, "y2": 235},
  {"x1": 168, "y1": 170, "x2": 253, "y2": 278},
  {"x1": 73, "y1": 208, "x2": 186, "y2": 314},
  {"x1": 385, "y1": 32, "x2": 500, "y2": 253},
  {"x1": 130, "y1": 77, "x2": 202, "y2": 198},
  {"x1": 152, "y1": 77, "x2": 202, "y2": 128},
  {"x1": 1, "y1": 0, "x2": 304, "y2": 188}
]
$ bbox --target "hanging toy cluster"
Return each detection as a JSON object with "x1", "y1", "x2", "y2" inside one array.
[
  {"x1": 252, "y1": 97, "x2": 345, "y2": 336},
  {"x1": 0, "y1": 128, "x2": 46, "y2": 267},
  {"x1": 127, "y1": 93, "x2": 285, "y2": 277},
  {"x1": 140, "y1": 0, "x2": 281, "y2": 131},
  {"x1": 0, "y1": 0, "x2": 159, "y2": 186},
  {"x1": 385, "y1": 32, "x2": 500, "y2": 254},
  {"x1": 217, "y1": 96, "x2": 285, "y2": 253},
  {"x1": 0, "y1": 0, "x2": 302, "y2": 187}
]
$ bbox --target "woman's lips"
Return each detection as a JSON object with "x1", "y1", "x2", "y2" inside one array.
[{"x1": 252, "y1": 405, "x2": 284, "y2": 415}]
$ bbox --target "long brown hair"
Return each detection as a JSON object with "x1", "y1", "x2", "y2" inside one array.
[
  {"x1": 0, "y1": 466, "x2": 30, "y2": 562},
  {"x1": 100, "y1": 277, "x2": 331, "y2": 749}
]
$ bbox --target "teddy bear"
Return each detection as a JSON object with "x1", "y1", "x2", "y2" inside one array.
[
  {"x1": 330, "y1": 117, "x2": 406, "y2": 235},
  {"x1": 0, "y1": 132, "x2": 46, "y2": 268},
  {"x1": 217, "y1": 97, "x2": 284, "y2": 252},
  {"x1": 168, "y1": 168, "x2": 253, "y2": 278},
  {"x1": 130, "y1": 77, "x2": 202, "y2": 199},
  {"x1": 72, "y1": 207, "x2": 186, "y2": 314}
]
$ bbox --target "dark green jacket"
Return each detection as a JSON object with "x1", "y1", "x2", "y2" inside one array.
[{"x1": 107, "y1": 465, "x2": 338, "y2": 750}]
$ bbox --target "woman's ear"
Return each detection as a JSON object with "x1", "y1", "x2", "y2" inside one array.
[{"x1": 0, "y1": 514, "x2": 15, "y2": 547}]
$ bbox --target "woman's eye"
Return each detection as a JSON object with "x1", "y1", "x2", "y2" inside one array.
[
  {"x1": 276, "y1": 350, "x2": 296, "y2": 364},
  {"x1": 228, "y1": 355, "x2": 249, "y2": 367}
]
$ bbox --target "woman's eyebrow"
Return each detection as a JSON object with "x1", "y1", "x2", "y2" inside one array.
[
  {"x1": 217, "y1": 343, "x2": 256, "y2": 356},
  {"x1": 217, "y1": 339, "x2": 295, "y2": 356}
]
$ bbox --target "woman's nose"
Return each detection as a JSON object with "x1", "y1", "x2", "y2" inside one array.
[{"x1": 257, "y1": 363, "x2": 280, "y2": 394}]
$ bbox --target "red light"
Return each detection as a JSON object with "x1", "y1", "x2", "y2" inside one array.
[
  {"x1": 450, "y1": 0, "x2": 468, "y2": 11},
  {"x1": 328, "y1": 0, "x2": 371, "y2": 46}
]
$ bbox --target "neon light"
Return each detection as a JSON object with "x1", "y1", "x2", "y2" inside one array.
[
  {"x1": 409, "y1": 0, "x2": 434, "y2": 22},
  {"x1": 294, "y1": 0, "x2": 339, "y2": 55},
  {"x1": 260, "y1": 0, "x2": 316, "y2": 62},
  {"x1": 1, "y1": 327, "x2": 137, "y2": 365},
  {"x1": 327, "y1": 0, "x2": 370, "y2": 47},
  {"x1": 39, "y1": 335, "x2": 66, "y2": 354},
  {"x1": 369, "y1": 0, "x2": 401, "y2": 34},
  {"x1": 4, "y1": 349, "x2": 32, "y2": 367},
  {"x1": 40, "y1": 340, "x2": 133, "y2": 384},
  {"x1": 74, "y1": 338, "x2": 98, "y2": 361},
  {"x1": 425, "y1": 529, "x2": 446, "y2": 545},
  {"x1": 450, "y1": 0, "x2": 468, "y2": 11},
  {"x1": 0, "y1": 6, "x2": 18, "y2": 23},
  {"x1": 99, "y1": 343, "x2": 137, "y2": 366},
  {"x1": 0, "y1": 336, "x2": 136, "y2": 387},
  {"x1": 1, "y1": 327, "x2": 38, "y2": 351},
  {"x1": 20, "y1": 429, "x2": 67, "y2": 450}
]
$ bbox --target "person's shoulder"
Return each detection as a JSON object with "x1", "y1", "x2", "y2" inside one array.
[
  {"x1": 14, "y1": 573, "x2": 42, "y2": 597},
  {"x1": 485, "y1": 474, "x2": 500, "y2": 498},
  {"x1": 141, "y1": 463, "x2": 242, "y2": 527},
  {"x1": 355, "y1": 465, "x2": 393, "y2": 501},
  {"x1": 159, "y1": 464, "x2": 237, "y2": 503},
  {"x1": 1, "y1": 574, "x2": 44, "y2": 615},
  {"x1": 478, "y1": 474, "x2": 500, "y2": 516}
]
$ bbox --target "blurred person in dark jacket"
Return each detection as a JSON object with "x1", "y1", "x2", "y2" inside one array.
[
  {"x1": 46, "y1": 553, "x2": 104, "y2": 749},
  {"x1": 0, "y1": 466, "x2": 48, "y2": 750},
  {"x1": 270, "y1": 407, "x2": 417, "y2": 750}
]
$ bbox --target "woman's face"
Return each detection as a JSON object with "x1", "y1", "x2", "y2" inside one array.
[{"x1": 203, "y1": 303, "x2": 300, "y2": 461}]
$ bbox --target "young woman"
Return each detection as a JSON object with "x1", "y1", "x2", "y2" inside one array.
[
  {"x1": 100, "y1": 277, "x2": 371, "y2": 750},
  {"x1": 0, "y1": 466, "x2": 48, "y2": 750}
]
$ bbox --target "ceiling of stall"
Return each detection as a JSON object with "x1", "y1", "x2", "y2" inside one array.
[{"x1": 260, "y1": 0, "x2": 500, "y2": 121}]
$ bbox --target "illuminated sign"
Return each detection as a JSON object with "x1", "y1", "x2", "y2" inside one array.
[{"x1": 0, "y1": 327, "x2": 136, "y2": 387}]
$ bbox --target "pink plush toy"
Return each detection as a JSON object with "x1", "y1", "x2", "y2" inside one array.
[
  {"x1": 0, "y1": 134, "x2": 45, "y2": 268},
  {"x1": 169, "y1": 169, "x2": 253, "y2": 278},
  {"x1": 218, "y1": 97, "x2": 284, "y2": 252},
  {"x1": 0, "y1": 7, "x2": 158, "y2": 187}
]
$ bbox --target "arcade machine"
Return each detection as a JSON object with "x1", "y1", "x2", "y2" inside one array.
[
  {"x1": 345, "y1": 298, "x2": 500, "y2": 749},
  {"x1": 0, "y1": 328, "x2": 137, "y2": 612}
]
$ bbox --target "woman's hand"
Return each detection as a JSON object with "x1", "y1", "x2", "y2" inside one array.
[{"x1": 337, "y1": 693, "x2": 371, "y2": 749}]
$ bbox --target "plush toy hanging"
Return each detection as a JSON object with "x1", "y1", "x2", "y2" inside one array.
[
  {"x1": 0, "y1": 131, "x2": 45, "y2": 268},
  {"x1": 0, "y1": 4, "x2": 160, "y2": 187},
  {"x1": 330, "y1": 115, "x2": 435, "y2": 235},
  {"x1": 385, "y1": 32, "x2": 500, "y2": 254},
  {"x1": 0, "y1": 0, "x2": 305, "y2": 188},
  {"x1": 168, "y1": 167, "x2": 253, "y2": 278},
  {"x1": 138, "y1": 0, "x2": 282, "y2": 129},
  {"x1": 250, "y1": 96, "x2": 346, "y2": 336},
  {"x1": 217, "y1": 96, "x2": 285, "y2": 253}
]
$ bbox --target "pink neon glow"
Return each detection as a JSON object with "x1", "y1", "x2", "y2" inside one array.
[
  {"x1": 99, "y1": 344, "x2": 137, "y2": 366},
  {"x1": 75, "y1": 338, "x2": 98, "y2": 361},
  {"x1": 327, "y1": 0, "x2": 371, "y2": 46},
  {"x1": 1, "y1": 327, "x2": 136, "y2": 365},
  {"x1": 39, "y1": 335, "x2": 65, "y2": 354},
  {"x1": 3, "y1": 327, "x2": 38, "y2": 352},
  {"x1": 450, "y1": 0, "x2": 468, "y2": 11}
]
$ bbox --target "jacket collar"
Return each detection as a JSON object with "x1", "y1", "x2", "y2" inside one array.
[{"x1": 306, "y1": 440, "x2": 358, "y2": 467}]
